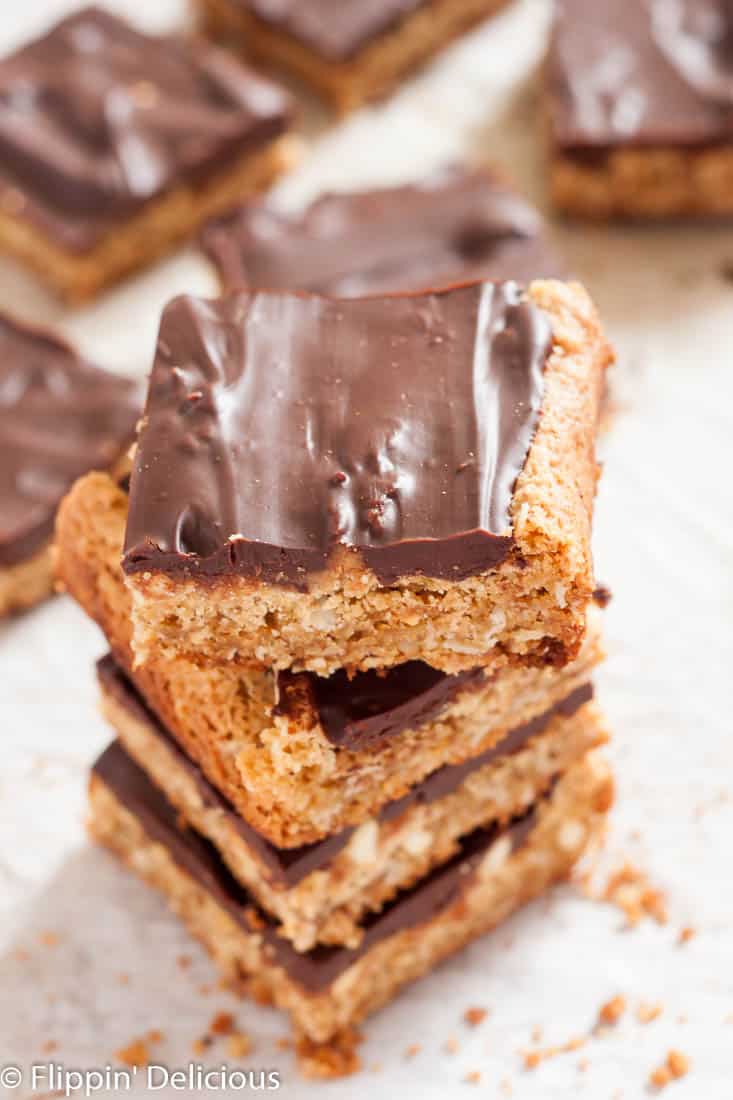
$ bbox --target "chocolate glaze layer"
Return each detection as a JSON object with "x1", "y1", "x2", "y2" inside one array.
[
  {"x1": 548, "y1": 0, "x2": 733, "y2": 153},
  {"x1": 123, "y1": 283, "x2": 552, "y2": 587},
  {"x1": 93, "y1": 737, "x2": 541, "y2": 990},
  {"x1": 278, "y1": 662, "x2": 488, "y2": 750},
  {"x1": 0, "y1": 315, "x2": 138, "y2": 568},
  {"x1": 97, "y1": 654, "x2": 591, "y2": 885},
  {"x1": 201, "y1": 167, "x2": 562, "y2": 295},
  {"x1": 232, "y1": 0, "x2": 433, "y2": 62},
  {"x1": 0, "y1": 7, "x2": 292, "y2": 252}
]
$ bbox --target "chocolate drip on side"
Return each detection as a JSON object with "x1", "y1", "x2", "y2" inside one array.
[
  {"x1": 123, "y1": 283, "x2": 551, "y2": 588},
  {"x1": 96, "y1": 655, "x2": 591, "y2": 886},
  {"x1": 93, "y1": 738, "x2": 542, "y2": 991},
  {"x1": 0, "y1": 314, "x2": 138, "y2": 567},
  {"x1": 201, "y1": 167, "x2": 562, "y2": 296}
]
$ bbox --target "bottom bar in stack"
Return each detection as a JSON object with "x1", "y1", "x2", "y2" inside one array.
[{"x1": 89, "y1": 730, "x2": 612, "y2": 1074}]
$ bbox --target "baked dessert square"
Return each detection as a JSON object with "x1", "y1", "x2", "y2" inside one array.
[
  {"x1": 56, "y1": 471, "x2": 605, "y2": 850},
  {"x1": 89, "y1": 742, "x2": 613, "y2": 1057},
  {"x1": 121, "y1": 280, "x2": 611, "y2": 676},
  {"x1": 97, "y1": 652, "x2": 606, "y2": 950},
  {"x1": 201, "y1": 165, "x2": 563, "y2": 294},
  {"x1": 547, "y1": 0, "x2": 733, "y2": 219},
  {"x1": 0, "y1": 317, "x2": 137, "y2": 618},
  {"x1": 0, "y1": 7, "x2": 298, "y2": 302},
  {"x1": 197, "y1": 0, "x2": 514, "y2": 112}
]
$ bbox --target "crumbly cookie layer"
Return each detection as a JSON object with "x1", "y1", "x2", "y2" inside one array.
[
  {"x1": 56, "y1": 471, "x2": 604, "y2": 846},
  {"x1": 550, "y1": 148, "x2": 733, "y2": 221},
  {"x1": 89, "y1": 749, "x2": 613, "y2": 1051},
  {"x1": 198, "y1": 0, "x2": 512, "y2": 112},
  {"x1": 124, "y1": 281, "x2": 610, "y2": 675}
]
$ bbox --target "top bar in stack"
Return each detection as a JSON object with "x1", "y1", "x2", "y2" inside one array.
[
  {"x1": 197, "y1": 0, "x2": 514, "y2": 112},
  {"x1": 547, "y1": 0, "x2": 733, "y2": 219},
  {"x1": 122, "y1": 280, "x2": 610, "y2": 675}
]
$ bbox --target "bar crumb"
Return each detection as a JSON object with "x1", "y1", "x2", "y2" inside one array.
[
  {"x1": 296, "y1": 1029, "x2": 362, "y2": 1079},
  {"x1": 464, "y1": 1006, "x2": 489, "y2": 1028},
  {"x1": 209, "y1": 1011, "x2": 235, "y2": 1036},
  {"x1": 649, "y1": 1050, "x2": 690, "y2": 1090},
  {"x1": 115, "y1": 1039, "x2": 150, "y2": 1068},
  {"x1": 228, "y1": 1033, "x2": 253, "y2": 1058},
  {"x1": 637, "y1": 1001, "x2": 663, "y2": 1025},
  {"x1": 598, "y1": 994, "x2": 626, "y2": 1027}
]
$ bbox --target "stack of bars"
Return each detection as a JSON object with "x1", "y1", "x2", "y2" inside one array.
[{"x1": 56, "y1": 277, "x2": 614, "y2": 1075}]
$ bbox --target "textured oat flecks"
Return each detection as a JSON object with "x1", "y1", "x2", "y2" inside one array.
[
  {"x1": 55, "y1": 471, "x2": 604, "y2": 848},
  {"x1": 198, "y1": 0, "x2": 513, "y2": 112},
  {"x1": 88, "y1": 750, "x2": 613, "y2": 1051},
  {"x1": 550, "y1": 148, "x2": 733, "y2": 221},
  {"x1": 122, "y1": 279, "x2": 611, "y2": 676},
  {"x1": 100, "y1": 673, "x2": 607, "y2": 949}
]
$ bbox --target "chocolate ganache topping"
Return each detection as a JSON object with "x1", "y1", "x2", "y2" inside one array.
[
  {"x1": 277, "y1": 661, "x2": 488, "y2": 750},
  {"x1": 0, "y1": 315, "x2": 138, "y2": 568},
  {"x1": 93, "y1": 736, "x2": 542, "y2": 989},
  {"x1": 234, "y1": 0, "x2": 432, "y2": 62},
  {"x1": 201, "y1": 167, "x2": 561, "y2": 295},
  {"x1": 123, "y1": 283, "x2": 552, "y2": 587},
  {"x1": 0, "y1": 7, "x2": 292, "y2": 251},
  {"x1": 549, "y1": 0, "x2": 733, "y2": 151}
]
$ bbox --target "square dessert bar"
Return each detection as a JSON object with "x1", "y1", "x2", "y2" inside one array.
[
  {"x1": 201, "y1": 165, "x2": 563, "y2": 294},
  {"x1": 121, "y1": 280, "x2": 612, "y2": 676},
  {"x1": 547, "y1": 0, "x2": 733, "y2": 219},
  {"x1": 0, "y1": 7, "x2": 298, "y2": 302},
  {"x1": 56, "y1": 472, "x2": 605, "y2": 851},
  {"x1": 90, "y1": 742, "x2": 613, "y2": 1055},
  {"x1": 197, "y1": 0, "x2": 513, "y2": 112},
  {"x1": 0, "y1": 317, "x2": 137, "y2": 617},
  {"x1": 97, "y1": 653, "x2": 606, "y2": 950}
]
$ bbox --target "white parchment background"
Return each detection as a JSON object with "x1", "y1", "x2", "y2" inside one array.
[{"x1": 1, "y1": 2, "x2": 732, "y2": 1097}]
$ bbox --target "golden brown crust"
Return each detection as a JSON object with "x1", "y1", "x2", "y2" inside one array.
[
  {"x1": 198, "y1": 0, "x2": 513, "y2": 113},
  {"x1": 123, "y1": 279, "x2": 611, "y2": 676},
  {"x1": 0, "y1": 135, "x2": 300, "y2": 303},
  {"x1": 88, "y1": 750, "x2": 613, "y2": 1050},
  {"x1": 549, "y1": 147, "x2": 733, "y2": 221},
  {"x1": 56, "y1": 471, "x2": 604, "y2": 848}
]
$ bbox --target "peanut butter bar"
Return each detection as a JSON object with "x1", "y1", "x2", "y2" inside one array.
[
  {"x1": 547, "y1": 0, "x2": 733, "y2": 219},
  {"x1": 89, "y1": 744, "x2": 613, "y2": 1051},
  {"x1": 197, "y1": 0, "x2": 514, "y2": 112},
  {"x1": 0, "y1": 7, "x2": 298, "y2": 302},
  {"x1": 201, "y1": 166, "x2": 562, "y2": 294},
  {"x1": 120, "y1": 281, "x2": 611, "y2": 676},
  {"x1": 97, "y1": 652, "x2": 606, "y2": 950},
  {"x1": 0, "y1": 316, "x2": 137, "y2": 617}
]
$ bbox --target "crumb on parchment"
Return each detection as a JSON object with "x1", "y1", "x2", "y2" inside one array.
[
  {"x1": 598, "y1": 994, "x2": 626, "y2": 1027},
  {"x1": 463, "y1": 1006, "x2": 489, "y2": 1028},
  {"x1": 649, "y1": 1050, "x2": 691, "y2": 1090},
  {"x1": 115, "y1": 1039, "x2": 150, "y2": 1068}
]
